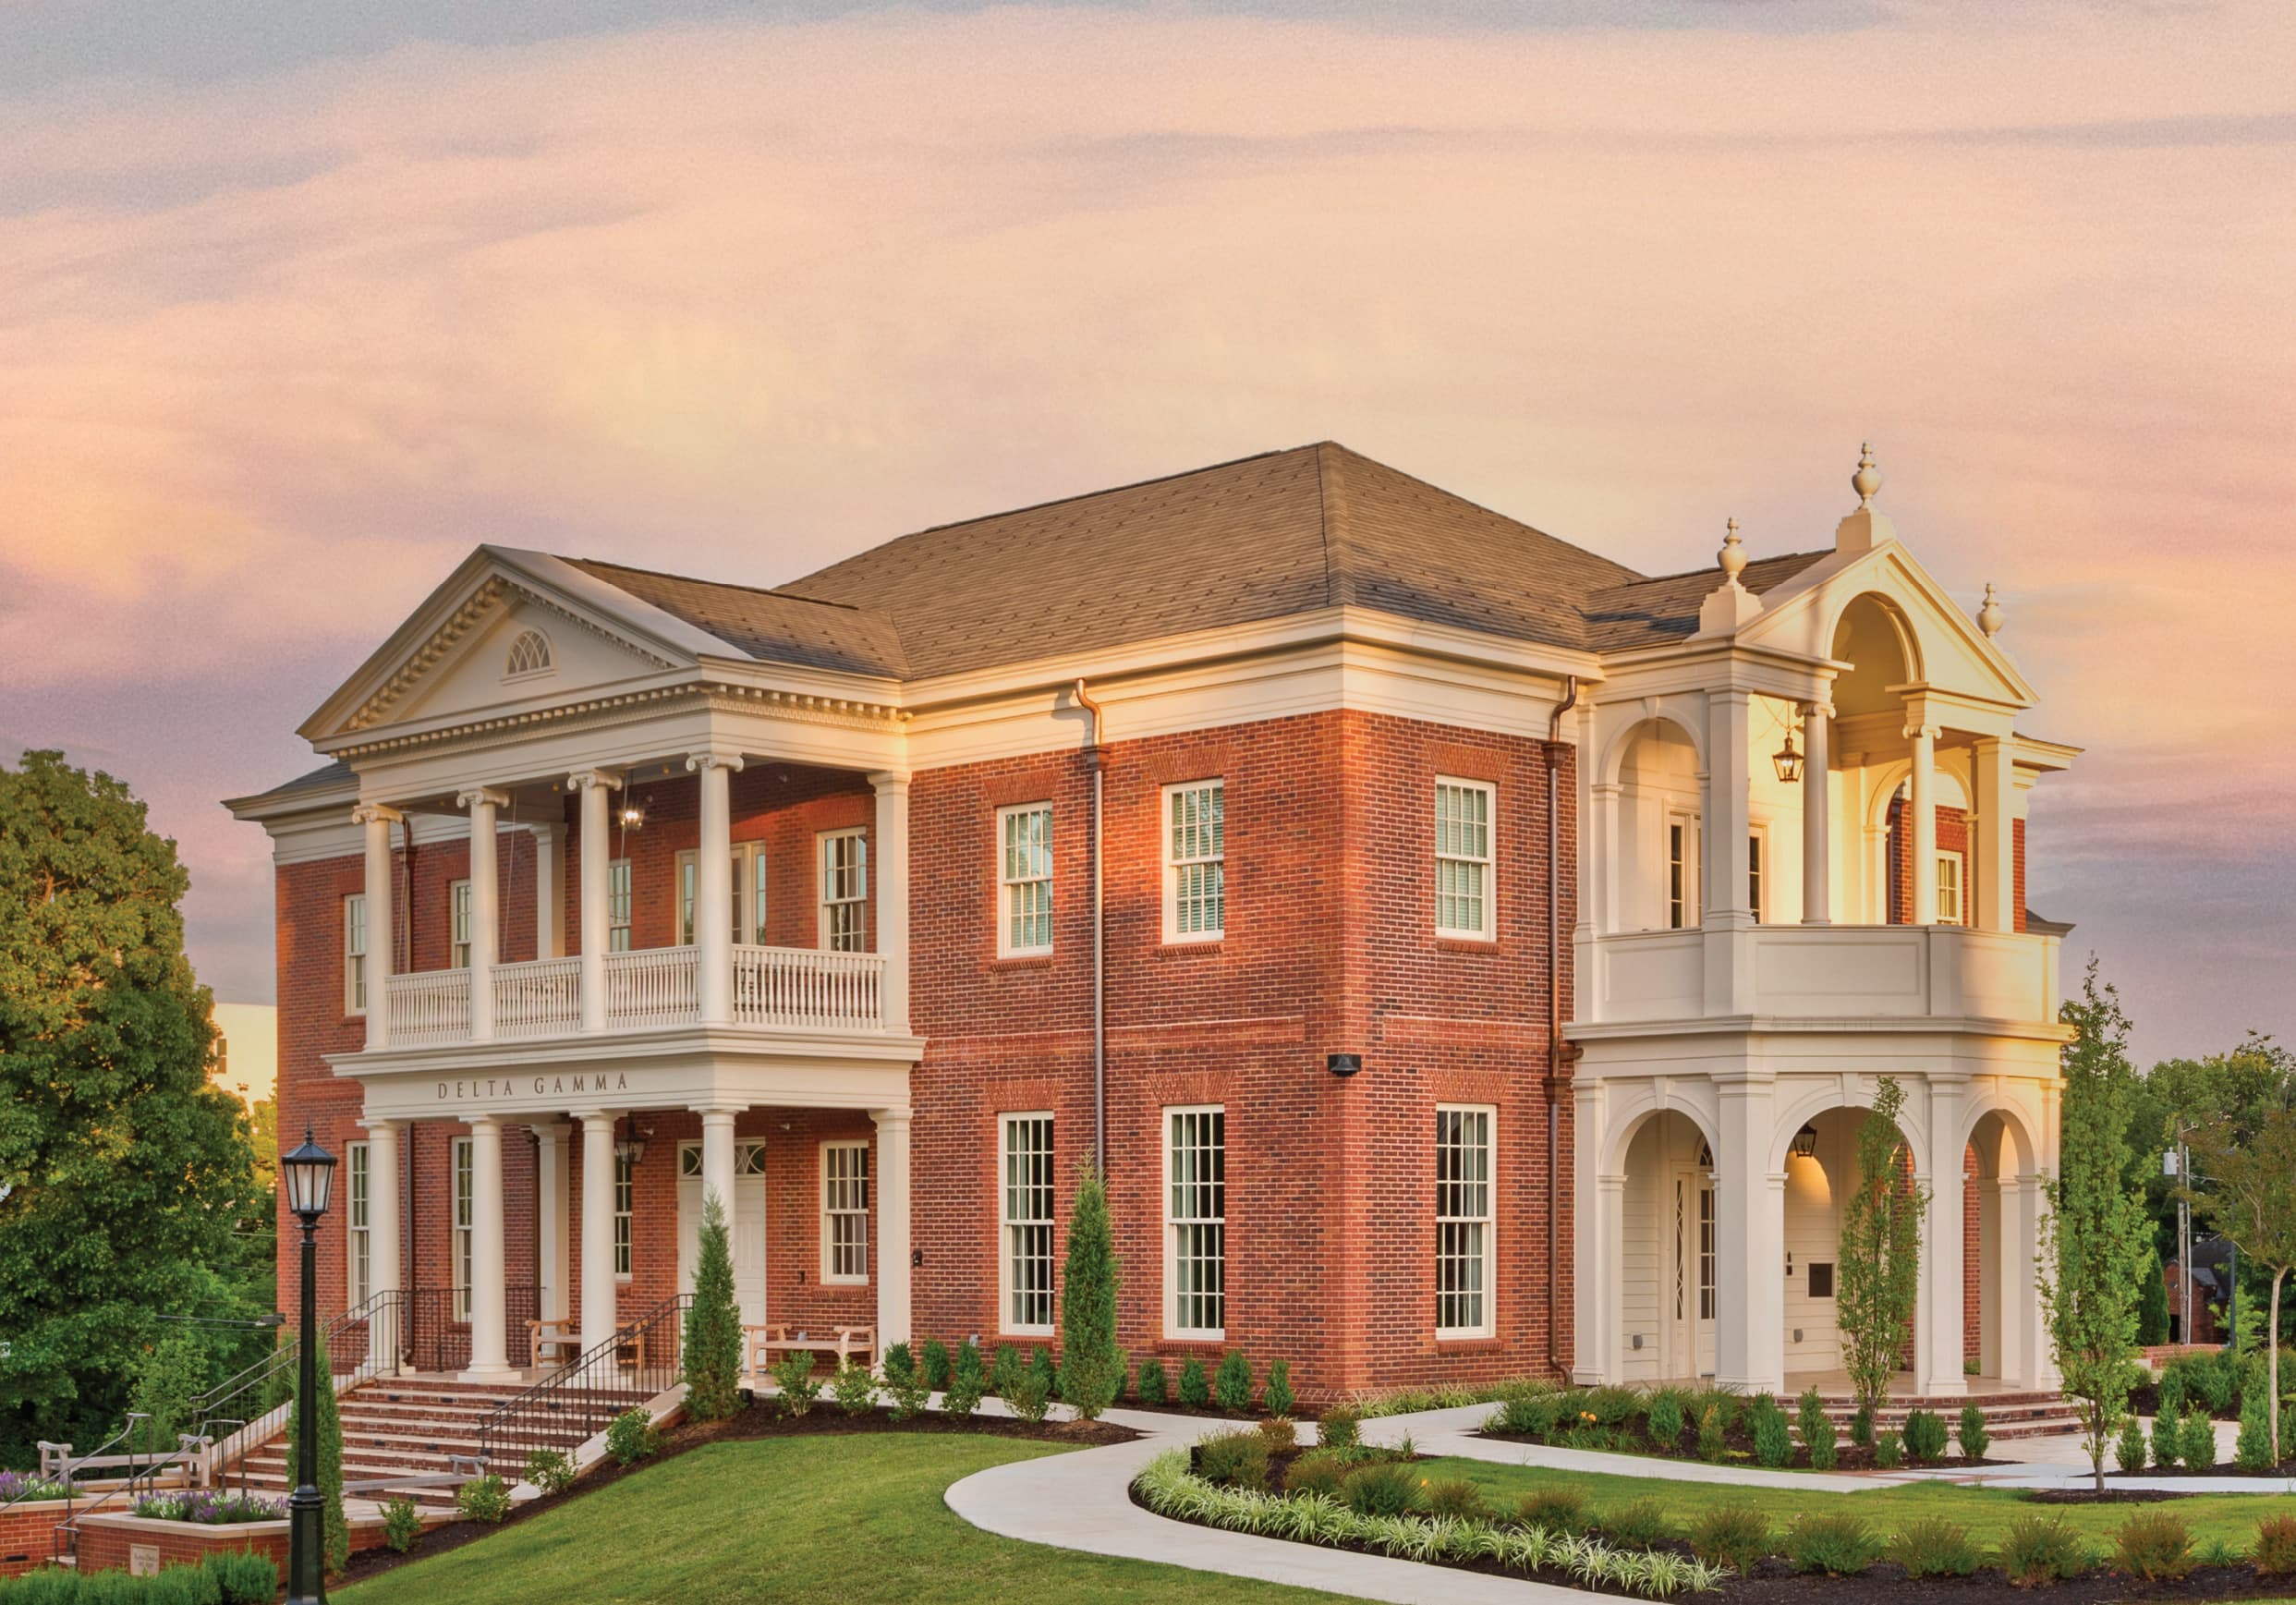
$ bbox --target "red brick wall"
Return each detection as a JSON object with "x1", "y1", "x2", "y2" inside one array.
[
  {"x1": 0, "y1": 1502, "x2": 70, "y2": 1579},
  {"x1": 75, "y1": 1517, "x2": 288, "y2": 1588},
  {"x1": 1886, "y1": 800, "x2": 2031, "y2": 929},
  {"x1": 1964, "y1": 1148, "x2": 1983, "y2": 1365}
]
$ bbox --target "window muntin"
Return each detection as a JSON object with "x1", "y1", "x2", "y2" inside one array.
[
  {"x1": 1435, "y1": 779, "x2": 1495, "y2": 938},
  {"x1": 820, "y1": 831, "x2": 869, "y2": 954},
  {"x1": 607, "y1": 858, "x2": 632, "y2": 953},
  {"x1": 821, "y1": 1141, "x2": 870, "y2": 1283},
  {"x1": 1667, "y1": 815, "x2": 1700, "y2": 930},
  {"x1": 1165, "y1": 1105, "x2": 1226, "y2": 1338},
  {"x1": 345, "y1": 894, "x2": 368, "y2": 1015},
  {"x1": 346, "y1": 1141, "x2": 371, "y2": 1307},
  {"x1": 613, "y1": 1150, "x2": 634, "y2": 1278},
  {"x1": 679, "y1": 1140, "x2": 765, "y2": 1179},
  {"x1": 1435, "y1": 1106, "x2": 1494, "y2": 1337},
  {"x1": 452, "y1": 1137, "x2": 473, "y2": 1320},
  {"x1": 1001, "y1": 1114, "x2": 1056, "y2": 1332},
  {"x1": 998, "y1": 805, "x2": 1054, "y2": 956},
  {"x1": 750, "y1": 848, "x2": 771, "y2": 945},
  {"x1": 1936, "y1": 850, "x2": 1965, "y2": 925},
  {"x1": 504, "y1": 628, "x2": 553, "y2": 678},
  {"x1": 677, "y1": 844, "x2": 768, "y2": 947},
  {"x1": 1748, "y1": 831, "x2": 1764, "y2": 924},
  {"x1": 449, "y1": 879, "x2": 472, "y2": 969},
  {"x1": 1162, "y1": 781, "x2": 1225, "y2": 942},
  {"x1": 677, "y1": 855, "x2": 698, "y2": 946}
]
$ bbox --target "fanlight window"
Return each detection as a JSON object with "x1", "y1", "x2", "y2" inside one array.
[{"x1": 504, "y1": 629, "x2": 553, "y2": 678}]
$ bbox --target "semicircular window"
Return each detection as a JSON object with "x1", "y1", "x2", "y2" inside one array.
[{"x1": 504, "y1": 629, "x2": 553, "y2": 678}]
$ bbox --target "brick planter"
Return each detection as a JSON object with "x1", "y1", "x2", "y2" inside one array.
[
  {"x1": 75, "y1": 1513, "x2": 288, "y2": 1585},
  {"x1": 0, "y1": 1501, "x2": 75, "y2": 1579}
]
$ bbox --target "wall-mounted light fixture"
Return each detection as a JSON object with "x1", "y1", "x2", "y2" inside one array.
[
  {"x1": 1326, "y1": 1053, "x2": 1362, "y2": 1077},
  {"x1": 614, "y1": 1115, "x2": 648, "y2": 1167},
  {"x1": 1773, "y1": 710, "x2": 1804, "y2": 784},
  {"x1": 1792, "y1": 1123, "x2": 1819, "y2": 1159}
]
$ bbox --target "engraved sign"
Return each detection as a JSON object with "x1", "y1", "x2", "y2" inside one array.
[
  {"x1": 129, "y1": 1544, "x2": 160, "y2": 1577},
  {"x1": 435, "y1": 1072, "x2": 635, "y2": 1102}
]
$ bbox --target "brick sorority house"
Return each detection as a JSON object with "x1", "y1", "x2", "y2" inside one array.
[{"x1": 228, "y1": 442, "x2": 2076, "y2": 1404}]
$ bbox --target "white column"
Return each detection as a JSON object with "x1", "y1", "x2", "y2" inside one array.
[
  {"x1": 1973, "y1": 736, "x2": 2016, "y2": 932},
  {"x1": 1703, "y1": 689, "x2": 1755, "y2": 1015},
  {"x1": 579, "y1": 1113, "x2": 618, "y2": 1353},
  {"x1": 869, "y1": 1106, "x2": 913, "y2": 1345},
  {"x1": 461, "y1": 1115, "x2": 516, "y2": 1382},
  {"x1": 1907, "y1": 723, "x2": 1938, "y2": 925},
  {"x1": 357, "y1": 806, "x2": 400, "y2": 1050},
  {"x1": 363, "y1": 1118, "x2": 403, "y2": 1370},
  {"x1": 698, "y1": 1107, "x2": 737, "y2": 1223},
  {"x1": 1716, "y1": 1078, "x2": 1785, "y2": 1393},
  {"x1": 1917, "y1": 1077, "x2": 1968, "y2": 1397},
  {"x1": 687, "y1": 755, "x2": 741, "y2": 1026},
  {"x1": 1571, "y1": 1081, "x2": 1610, "y2": 1383},
  {"x1": 870, "y1": 773, "x2": 912, "y2": 1032},
  {"x1": 571, "y1": 772, "x2": 620, "y2": 1032},
  {"x1": 1802, "y1": 702, "x2": 1832, "y2": 925},
  {"x1": 531, "y1": 822, "x2": 566, "y2": 960},
  {"x1": 1590, "y1": 783, "x2": 1622, "y2": 936},
  {"x1": 460, "y1": 788, "x2": 506, "y2": 1043},
  {"x1": 532, "y1": 1123, "x2": 571, "y2": 1325},
  {"x1": 2013, "y1": 1171, "x2": 2058, "y2": 1389}
]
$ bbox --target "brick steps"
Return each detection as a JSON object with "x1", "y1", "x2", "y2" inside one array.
[{"x1": 1806, "y1": 1390, "x2": 2084, "y2": 1439}]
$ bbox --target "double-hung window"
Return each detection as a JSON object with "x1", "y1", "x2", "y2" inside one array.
[
  {"x1": 613, "y1": 1149, "x2": 634, "y2": 1278},
  {"x1": 1001, "y1": 1114, "x2": 1056, "y2": 1332},
  {"x1": 677, "y1": 843, "x2": 769, "y2": 946},
  {"x1": 1435, "y1": 1106, "x2": 1494, "y2": 1337},
  {"x1": 820, "y1": 831, "x2": 868, "y2": 953},
  {"x1": 346, "y1": 1141, "x2": 371, "y2": 1307},
  {"x1": 449, "y1": 879, "x2": 472, "y2": 968},
  {"x1": 1163, "y1": 781, "x2": 1225, "y2": 942},
  {"x1": 1165, "y1": 1106, "x2": 1225, "y2": 1337},
  {"x1": 1747, "y1": 831, "x2": 1765, "y2": 924},
  {"x1": 1667, "y1": 815, "x2": 1700, "y2": 930},
  {"x1": 451, "y1": 1137, "x2": 474, "y2": 1319},
  {"x1": 1435, "y1": 779, "x2": 1495, "y2": 939},
  {"x1": 345, "y1": 894, "x2": 368, "y2": 1015},
  {"x1": 607, "y1": 858, "x2": 632, "y2": 952},
  {"x1": 998, "y1": 805, "x2": 1054, "y2": 956},
  {"x1": 1936, "y1": 850, "x2": 1965, "y2": 925},
  {"x1": 821, "y1": 1141, "x2": 870, "y2": 1283}
]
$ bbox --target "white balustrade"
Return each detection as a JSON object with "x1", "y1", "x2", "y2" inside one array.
[
  {"x1": 385, "y1": 968, "x2": 472, "y2": 1047},
  {"x1": 493, "y1": 955, "x2": 582, "y2": 1040},
  {"x1": 602, "y1": 945, "x2": 700, "y2": 1029},
  {"x1": 733, "y1": 944, "x2": 886, "y2": 1031}
]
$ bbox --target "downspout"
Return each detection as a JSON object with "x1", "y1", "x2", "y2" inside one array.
[
  {"x1": 1545, "y1": 675, "x2": 1580, "y2": 1375},
  {"x1": 1074, "y1": 679, "x2": 1109, "y2": 1172}
]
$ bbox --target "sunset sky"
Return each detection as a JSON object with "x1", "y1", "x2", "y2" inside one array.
[{"x1": 3, "y1": 0, "x2": 2290, "y2": 1065}]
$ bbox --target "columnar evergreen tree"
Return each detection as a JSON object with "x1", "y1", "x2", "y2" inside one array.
[
  {"x1": 1057, "y1": 1162, "x2": 1124, "y2": 1419},
  {"x1": 2037, "y1": 963, "x2": 2153, "y2": 1492},
  {"x1": 682, "y1": 1190, "x2": 745, "y2": 1420},
  {"x1": 2184, "y1": 1106, "x2": 2296, "y2": 1465},
  {"x1": 0, "y1": 750, "x2": 263, "y2": 1461},
  {"x1": 1837, "y1": 1076, "x2": 1925, "y2": 1429},
  {"x1": 284, "y1": 1328, "x2": 348, "y2": 1574}
]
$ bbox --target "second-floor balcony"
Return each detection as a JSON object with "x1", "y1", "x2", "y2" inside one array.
[{"x1": 383, "y1": 943, "x2": 888, "y2": 1048}]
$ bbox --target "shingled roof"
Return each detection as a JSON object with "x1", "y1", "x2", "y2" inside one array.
[{"x1": 565, "y1": 559, "x2": 909, "y2": 678}]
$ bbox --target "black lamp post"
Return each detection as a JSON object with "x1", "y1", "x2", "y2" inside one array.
[{"x1": 281, "y1": 1126, "x2": 337, "y2": 1605}]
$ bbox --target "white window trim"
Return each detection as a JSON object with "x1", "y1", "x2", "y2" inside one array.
[
  {"x1": 1434, "y1": 777, "x2": 1496, "y2": 940},
  {"x1": 1936, "y1": 848, "x2": 1966, "y2": 926},
  {"x1": 1162, "y1": 1103, "x2": 1227, "y2": 1340},
  {"x1": 1161, "y1": 779, "x2": 1226, "y2": 944},
  {"x1": 820, "y1": 1139, "x2": 870, "y2": 1285},
  {"x1": 503, "y1": 627, "x2": 554, "y2": 682},
  {"x1": 999, "y1": 1113, "x2": 1057, "y2": 1335},
  {"x1": 346, "y1": 1141, "x2": 371, "y2": 1307},
  {"x1": 674, "y1": 843, "x2": 769, "y2": 948},
  {"x1": 451, "y1": 1137, "x2": 473, "y2": 1320},
  {"x1": 1436, "y1": 1104, "x2": 1496, "y2": 1339},
  {"x1": 996, "y1": 804, "x2": 1055, "y2": 958},
  {"x1": 1666, "y1": 811, "x2": 1702, "y2": 930},
  {"x1": 819, "y1": 829, "x2": 869, "y2": 953},
  {"x1": 345, "y1": 894, "x2": 368, "y2": 1016},
  {"x1": 607, "y1": 857, "x2": 633, "y2": 953},
  {"x1": 1747, "y1": 823, "x2": 1768, "y2": 925},
  {"x1": 449, "y1": 878, "x2": 472, "y2": 969},
  {"x1": 613, "y1": 1149, "x2": 635, "y2": 1282}
]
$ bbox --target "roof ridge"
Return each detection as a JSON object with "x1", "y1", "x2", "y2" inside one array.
[
  {"x1": 571, "y1": 556, "x2": 876, "y2": 614},
  {"x1": 1315, "y1": 442, "x2": 1345, "y2": 607},
  {"x1": 1316, "y1": 443, "x2": 1647, "y2": 588},
  {"x1": 1597, "y1": 548, "x2": 1833, "y2": 590}
]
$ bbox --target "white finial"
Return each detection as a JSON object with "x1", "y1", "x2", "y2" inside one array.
[
  {"x1": 1978, "y1": 582, "x2": 2003, "y2": 638},
  {"x1": 1853, "y1": 442, "x2": 1881, "y2": 508},
  {"x1": 1718, "y1": 517, "x2": 1748, "y2": 582}
]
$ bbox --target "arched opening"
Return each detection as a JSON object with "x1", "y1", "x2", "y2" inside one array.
[
  {"x1": 1616, "y1": 1109, "x2": 1719, "y2": 1382},
  {"x1": 1964, "y1": 1107, "x2": 2039, "y2": 1387},
  {"x1": 1828, "y1": 593, "x2": 1920, "y2": 716},
  {"x1": 1779, "y1": 1104, "x2": 1917, "y2": 1388},
  {"x1": 1608, "y1": 717, "x2": 1703, "y2": 933}
]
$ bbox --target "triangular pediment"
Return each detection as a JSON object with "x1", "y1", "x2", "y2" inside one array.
[{"x1": 299, "y1": 547, "x2": 737, "y2": 746}]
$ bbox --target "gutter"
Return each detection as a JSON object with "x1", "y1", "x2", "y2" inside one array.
[
  {"x1": 1074, "y1": 679, "x2": 1110, "y2": 1172},
  {"x1": 1545, "y1": 675, "x2": 1580, "y2": 1376}
]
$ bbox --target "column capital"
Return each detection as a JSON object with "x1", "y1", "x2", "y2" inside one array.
[
  {"x1": 867, "y1": 770, "x2": 912, "y2": 792},
  {"x1": 566, "y1": 768, "x2": 624, "y2": 792},
  {"x1": 456, "y1": 785, "x2": 512, "y2": 809},
  {"x1": 357, "y1": 1116, "x2": 405, "y2": 1136},
  {"x1": 688, "y1": 1104, "x2": 744, "y2": 1119},
  {"x1": 466, "y1": 1111, "x2": 504, "y2": 1131},
  {"x1": 1902, "y1": 722, "x2": 1940, "y2": 742},
  {"x1": 526, "y1": 1121, "x2": 573, "y2": 1139},
  {"x1": 868, "y1": 1104, "x2": 914, "y2": 1128},
  {"x1": 684, "y1": 752, "x2": 746, "y2": 774},
  {"x1": 574, "y1": 1109, "x2": 617, "y2": 1127},
  {"x1": 1803, "y1": 699, "x2": 1836, "y2": 721},
  {"x1": 351, "y1": 802, "x2": 403, "y2": 826}
]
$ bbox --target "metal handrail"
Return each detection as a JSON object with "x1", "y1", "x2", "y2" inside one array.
[
  {"x1": 473, "y1": 1294, "x2": 693, "y2": 1474},
  {"x1": 2, "y1": 1415, "x2": 146, "y2": 1518},
  {"x1": 51, "y1": 1430, "x2": 216, "y2": 1566},
  {"x1": 406, "y1": 1283, "x2": 541, "y2": 1374},
  {"x1": 200, "y1": 1289, "x2": 407, "y2": 1483}
]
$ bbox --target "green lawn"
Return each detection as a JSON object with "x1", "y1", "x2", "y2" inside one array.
[
  {"x1": 1428, "y1": 1455, "x2": 2296, "y2": 1551},
  {"x1": 342, "y1": 1433, "x2": 1344, "y2": 1604}
]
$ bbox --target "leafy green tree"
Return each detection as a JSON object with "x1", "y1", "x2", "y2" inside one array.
[
  {"x1": 2136, "y1": 1246, "x2": 2171, "y2": 1346},
  {"x1": 126, "y1": 1331, "x2": 212, "y2": 1454},
  {"x1": 681, "y1": 1190, "x2": 744, "y2": 1421},
  {"x1": 1837, "y1": 1076, "x2": 1925, "y2": 1428},
  {"x1": 2182, "y1": 1105, "x2": 2296, "y2": 1465},
  {"x1": 0, "y1": 750, "x2": 262, "y2": 1462},
  {"x1": 2038, "y1": 963, "x2": 2153, "y2": 1491},
  {"x1": 284, "y1": 1327, "x2": 347, "y2": 1574},
  {"x1": 1057, "y1": 1162, "x2": 1124, "y2": 1419}
]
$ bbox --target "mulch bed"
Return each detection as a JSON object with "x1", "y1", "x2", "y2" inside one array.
[
  {"x1": 1474, "y1": 1427, "x2": 2009, "y2": 1473},
  {"x1": 337, "y1": 1398, "x2": 1137, "y2": 1585}
]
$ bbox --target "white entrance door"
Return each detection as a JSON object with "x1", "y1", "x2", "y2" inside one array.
[
  {"x1": 677, "y1": 1141, "x2": 768, "y2": 1329},
  {"x1": 1670, "y1": 1165, "x2": 1719, "y2": 1380}
]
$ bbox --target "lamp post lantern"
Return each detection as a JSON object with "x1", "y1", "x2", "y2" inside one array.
[{"x1": 281, "y1": 1125, "x2": 336, "y2": 1605}]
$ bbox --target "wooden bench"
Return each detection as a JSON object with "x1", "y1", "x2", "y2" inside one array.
[
  {"x1": 747, "y1": 1325, "x2": 876, "y2": 1375},
  {"x1": 528, "y1": 1318, "x2": 648, "y2": 1372}
]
